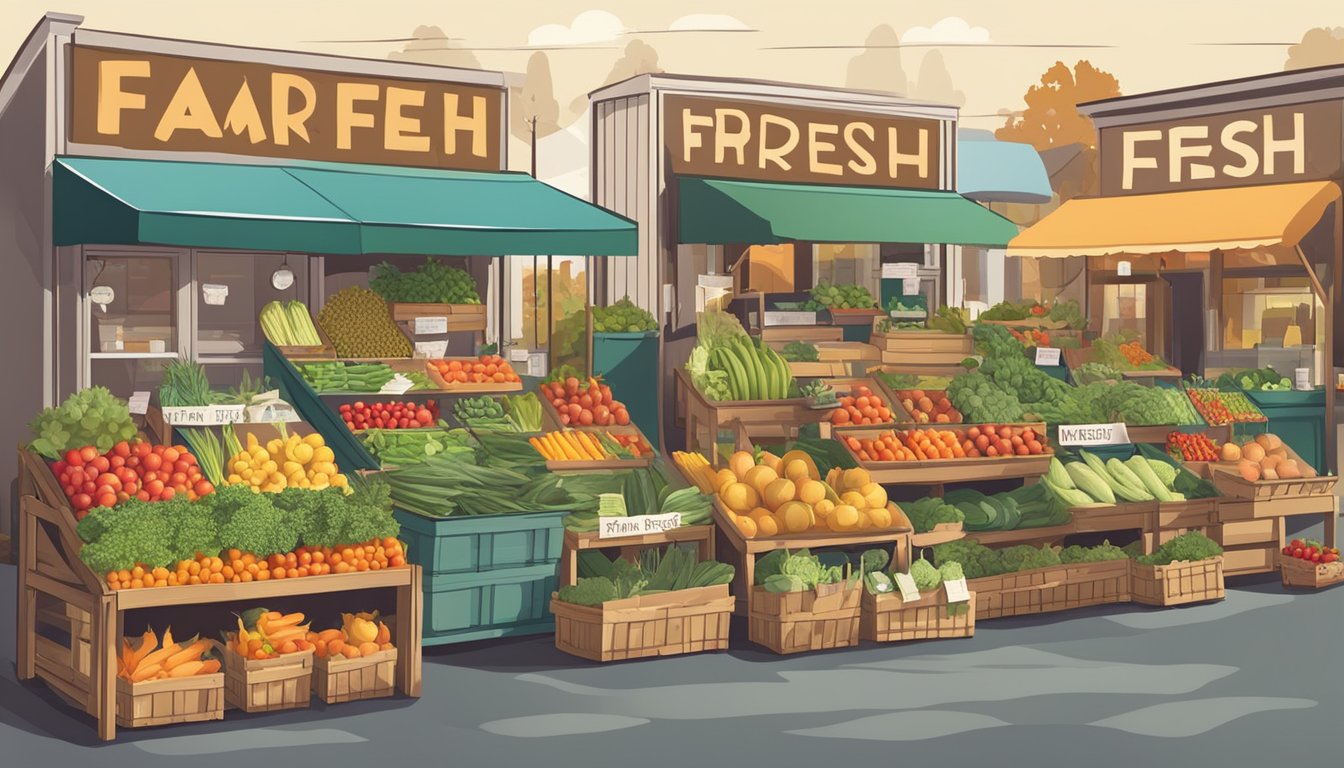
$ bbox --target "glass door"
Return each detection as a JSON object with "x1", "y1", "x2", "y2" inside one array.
[{"x1": 84, "y1": 248, "x2": 185, "y2": 398}]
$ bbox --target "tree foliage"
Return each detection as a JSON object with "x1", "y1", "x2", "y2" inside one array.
[
  {"x1": 1285, "y1": 27, "x2": 1344, "y2": 71},
  {"x1": 996, "y1": 60, "x2": 1121, "y2": 150}
]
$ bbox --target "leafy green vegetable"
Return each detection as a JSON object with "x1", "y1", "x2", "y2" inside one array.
[
  {"x1": 591, "y1": 296, "x2": 657, "y2": 334},
  {"x1": 804, "y1": 280, "x2": 876, "y2": 310},
  {"x1": 998, "y1": 544, "x2": 1062, "y2": 572},
  {"x1": 780, "y1": 341, "x2": 820, "y2": 362},
  {"x1": 29, "y1": 387, "x2": 138, "y2": 459},
  {"x1": 1134, "y1": 531, "x2": 1223, "y2": 566},
  {"x1": 556, "y1": 545, "x2": 734, "y2": 606},
  {"x1": 369, "y1": 257, "x2": 480, "y2": 304},
  {"x1": 931, "y1": 540, "x2": 1005, "y2": 580},
  {"x1": 860, "y1": 549, "x2": 890, "y2": 574},
  {"x1": 756, "y1": 548, "x2": 847, "y2": 591},
  {"x1": 1059, "y1": 541, "x2": 1129, "y2": 563},
  {"x1": 909, "y1": 558, "x2": 943, "y2": 591},
  {"x1": 903, "y1": 497, "x2": 965, "y2": 533},
  {"x1": 928, "y1": 305, "x2": 968, "y2": 335}
]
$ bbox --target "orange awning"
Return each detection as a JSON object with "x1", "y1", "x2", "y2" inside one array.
[{"x1": 1007, "y1": 180, "x2": 1341, "y2": 258}]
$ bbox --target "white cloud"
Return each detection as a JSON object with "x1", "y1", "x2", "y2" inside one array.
[
  {"x1": 901, "y1": 17, "x2": 990, "y2": 45},
  {"x1": 667, "y1": 14, "x2": 753, "y2": 32},
  {"x1": 528, "y1": 10, "x2": 627, "y2": 47}
]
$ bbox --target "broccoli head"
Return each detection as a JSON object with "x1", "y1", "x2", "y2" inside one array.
[{"x1": 557, "y1": 576, "x2": 618, "y2": 606}]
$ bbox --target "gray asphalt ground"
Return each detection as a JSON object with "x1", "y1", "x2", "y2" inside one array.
[{"x1": 4, "y1": 560, "x2": 1342, "y2": 767}]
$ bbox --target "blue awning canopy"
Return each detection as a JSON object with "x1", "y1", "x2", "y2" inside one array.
[{"x1": 956, "y1": 135, "x2": 1053, "y2": 204}]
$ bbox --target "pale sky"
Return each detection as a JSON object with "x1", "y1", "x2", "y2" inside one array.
[{"x1": 3, "y1": 0, "x2": 1340, "y2": 170}]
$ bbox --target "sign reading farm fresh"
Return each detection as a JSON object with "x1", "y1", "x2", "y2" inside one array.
[
  {"x1": 666, "y1": 95, "x2": 942, "y2": 189},
  {"x1": 70, "y1": 45, "x2": 503, "y2": 171},
  {"x1": 1101, "y1": 102, "x2": 1342, "y2": 195}
]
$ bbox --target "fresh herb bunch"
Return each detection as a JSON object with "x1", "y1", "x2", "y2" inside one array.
[
  {"x1": 592, "y1": 297, "x2": 657, "y2": 333},
  {"x1": 804, "y1": 280, "x2": 877, "y2": 310},
  {"x1": 29, "y1": 387, "x2": 138, "y2": 459},
  {"x1": 369, "y1": 257, "x2": 480, "y2": 305},
  {"x1": 556, "y1": 545, "x2": 734, "y2": 606},
  {"x1": 755, "y1": 548, "x2": 851, "y2": 592},
  {"x1": 800, "y1": 379, "x2": 837, "y2": 405},
  {"x1": 1134, "y1": 531, "x2": 1223, "y2": 566},
  {"x1": 159, "y1": 360, "x2": 227, "y2": 407},
  {"x1": 780, "y1": 341, "x2": 820, "y2": 362},
  {"x1": 1060, "y1": 540, "x2": 1130, "y2": 563}
]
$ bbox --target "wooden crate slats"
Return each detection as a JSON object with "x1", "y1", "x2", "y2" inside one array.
[
  {"x1": 550, "y1": 585, "x2": 733, "y2": 662},
  {"x1": 748, "y1": 584, "x2": 862, "y2": 654},
  {"x1": 1281, "y1": 557, "x2": 1344, "y2": 589},
  {"x1": 1130, "y1": 557, "x2": 1225, "y2": 606},
  {"x1": 969, "y1": 560, "x2": 1130, "y2": 620},
  {"x1": 861, "y1": 588, "x2": 976, "y2": 643},
  {"x1": 116, "y1": 674, "x2": 225, "y2": 728},
  {"x1": 315, "y1": 648, "x2": 397, "y2": 703}
]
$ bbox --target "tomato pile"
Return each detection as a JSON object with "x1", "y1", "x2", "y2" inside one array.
[
  {"x1": 843, "y1": 424, "x2": 1049, "y2": 463},
  {"x1": 52, "y1": 442, "x2": 214, "y2": 519},
  {"x1": 1166, "y1": 431, "x2": 1219, "y2": 462},
  {"x1": 1283, "y1": 539, "x2": 1339, "y2": 565},
  {"x1": 829, "y1": 384, "x2": 894, "y2": 426},
  {"x1": 340, "y1": 400, "x2": 440, "y2": 431},
  {"x1": 542, "y1": 376, "x2": 631, "y2": 427},
  {"x1": 1010, "y1": 328, "x2": 1052, "y2": 347}
]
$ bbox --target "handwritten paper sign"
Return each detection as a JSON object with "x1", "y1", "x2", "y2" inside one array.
[
  {"x1": 893, "y1": 572, "x2": 922, "y2": 602},
  {"x1": 379, "y1": 375, "x2": 415, "y2": 395},
  {"x1": 598, "y1": 513, "x2": 683, "y2": 540},
  {"x1": 127, "y1": 391, "x2": 151, "y2": 415},
  {"x1": 414, "y1": 340, "x2": 449, "y2": 359},
  {"x1": 1057, "y1": 422, "x2": 1132, "y2": 447},
  {"x1": 413, "y1": 316, "x2": 448, "y2": 335},
  {"x1": 943, "y1": 577, "x2": 971, "y2": 603},
  {"x1": 1034, "y1": 346, "x2": 1061, "y2": 366},
  {"x1": 161, "y1": 404, "x2": 246, "y2": 425}
]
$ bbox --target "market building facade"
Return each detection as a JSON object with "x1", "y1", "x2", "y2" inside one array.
[
  {"x1": 1009, "y1": 63, "x2": 1344, "y2": 475},
  {"x1": 0, "y1": 13, "x2": 636, "y2": 535}
]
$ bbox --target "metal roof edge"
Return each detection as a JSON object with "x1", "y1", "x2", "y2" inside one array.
[
  {"x1": 0, "y1": 12, "x2": 83, "y2": 119},
  {"x1": 1080, "y1": 63, "x2": 1344, "y2": 117}
]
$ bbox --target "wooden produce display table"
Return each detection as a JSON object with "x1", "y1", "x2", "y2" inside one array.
[
  {"x1": 557, "y1": 526, "x2": 717, "y2": 587},
  {"x1": 15, "y1": 449, "x2": 422, "y2": 741},
  {"x1": 711, "y1": 504, "x2": 911, "y2": 616},
  {"x1": 672, "y1": 368, "x2": 829, "y2": 465},
  {"x1": 869, "y1": 327, "x2": 972, "y2": 368},
  {"x1": 830, "y1": 423, "x2": 1052, "y2": 489},
  {"x1": 1124, "y1": 424, "x2": 1233, "y2": 445}
]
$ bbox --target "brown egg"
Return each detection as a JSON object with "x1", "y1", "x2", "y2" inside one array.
[
  {"x1": 1241, "y1": 443, "x2": 1266, "y2": 463},
  {"x1": 1236, "y1": 459, "x2": 1261, "y2": 482}
]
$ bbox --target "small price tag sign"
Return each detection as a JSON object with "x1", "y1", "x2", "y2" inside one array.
[
  {"x1": 943, "y1": 577, "x2": 971, "y2": 603},
  {"x1": 1034, "y1": 346, "x2": 1061, "y2": 366},
  {"x1": 413, "y1": 316, "x2": 448, "y2": 335},
  {"x1": 883, "y1": 262, "x2": 920, "y2": 280},
  {"x1": 414, "y1": 340, "x2": 448, "y2": 359},
  {"x1": 893, "y1": 572, "x2": 922, "y2": 602},
  {"x1": 598, "y1": 513, "x2": 683, "y2": 539},
  {"x1": 1057, "y1": 422, "x2": 1131, "y2": 447},
  {"x1": 901, "y1": 277, "x2": 921, "y2": 296},
  {"x1": 128, "y1": 391, "x2": 151, "y2": 415},
  {"x1": 379, "y1": 375, "x2": 415, "y2": 395}
]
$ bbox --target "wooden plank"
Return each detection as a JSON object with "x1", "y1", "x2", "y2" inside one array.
[
  {"x1": 95, "y1": 595, "x2": 117, "y2": 741},
  {"x1": 28, "y1": 571, "x2": 98, "y2": 610},
  {"x1": 113, "y1": 568, "x2": 412, "y2": 610},
  {"x1": 396, "y1": 565, "x2": 423, "y2": 698},
  {"x1": 17, "y1": 491, "x2": 36, "y2": 680}
]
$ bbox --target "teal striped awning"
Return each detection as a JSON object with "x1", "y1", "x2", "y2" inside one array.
[{"x1": 54, "y1": 157, "x2": 637, "y2": 256}]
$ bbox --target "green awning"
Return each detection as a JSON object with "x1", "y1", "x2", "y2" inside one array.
[
  {"x1": 678, "y1": 176, "x2": 1019, "y2": 247},
  {"x1": 54, "y1": 157, "x2": 637, "y2": 256}
]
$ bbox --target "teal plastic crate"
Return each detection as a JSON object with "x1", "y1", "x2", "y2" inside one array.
[
  {"x1": 421, "y1": 564, "x2": 558, "y2": 646},
  {"x1": 395, "y1": 508, "x2": 565, "y2": 576},
  {"x1": 592, "y1": 331, "x2": 659, "y2": 445}
]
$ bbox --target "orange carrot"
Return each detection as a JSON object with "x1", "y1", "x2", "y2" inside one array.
[
  {"x1": 131, "y1": 662, "x2": 162, "y2": 682},
  {"x1": 163, "y1": 639, "x2": 206, "y2": 670},
  {"x1": 168, "y1": 660, "x2": 204, "y2": 677},
  {"x1": 199, "y1": 659, "x2": 220, "y2": 674}
]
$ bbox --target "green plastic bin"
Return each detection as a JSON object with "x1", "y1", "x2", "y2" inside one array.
[
  {"x1": 1243, "y1": 387, "x2": 1327, "y2": 473},
  {"x1": 395, "y1": 508, "x2": 566, "y2": 645},
  {"x1": 592, "y1": 331, "x2": 659, "y2": 444}
]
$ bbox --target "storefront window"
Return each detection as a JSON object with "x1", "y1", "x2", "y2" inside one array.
[
  {"x1": 1221, "y1": 276, "x2": 1316, "y2": 350},
  {"x1": 961, "y1": 247, "x2": 989, "y2": 305},
  {"x1": 1100, "y1": 282, "x2": 1147, "y2": 337},
  {"x1": 86, "y1": 253, "x2": 177, "y2": 356},
  {"x1": 195, "y1": 251, "x2": 309, "y2": 360},
  {"x1": 90, "y1": 358, "x2": 172, "y2": 400},
  {"x1": 814, "y1": 244, "x2": 879, "y2": 293}
]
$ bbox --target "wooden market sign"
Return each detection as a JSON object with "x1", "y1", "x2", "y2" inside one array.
[
  {"x1": 1100, "y1": 101, "x2": 1343, "y2": 195},
  {"x1": 69, "y1": 45, "x2": 503, "y2": 171},
  {"x1": 666, "y1": 95, "x2": 942, "y2": 189}
]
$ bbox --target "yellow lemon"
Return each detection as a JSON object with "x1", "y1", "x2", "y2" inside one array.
[
  {"x1": 868, "y1": 505, "x2": 893, "y2": 528},
  {"x1": 720, "y1": 482, "x2": 760, "y2": 513},
  {"x1": 778, "y1": 501, "x2": 815, "y2": 533},
  {"x1": 797, "y1": 480, "x2": 826, "y2": 506},
  {"x1": 729, "y1": 451, "x2": 756, "y2": 480},
  {"x1": 813, "y1": 498, "x2": 835, "y2": 518},
  {"x1": 758, "y1": 451, "x2": 783, "y2": 473},
  {"x1": 714, "y1": 468, "x2": 738, "y2": 491},
  {"x1": 860, "y1": 482, "x2": 888, "y2": 509},
  {"x1": 841, "y1": 467, "x2": 871, "y2": 490},
  {"x1": 744, "y1": 465, "x2": 780, "y2": 496},
  {"x1": 755, "y1": 514, "x2": 780, "y2": 537},
  {"x1": 832, "y1": 504, "x2": 860, "y2": 530},
  {"x1": 784, "y1": 459, "x2": 811, "y2": 483},
  {"x1": 734, "y1": 514, "x2": 758, "y2": 539},
  {"x1": 763, "y1": 478, "x2": 797, "y2": 510},
  {"x1": 841, "y1": 491, "x2": 867, "y2": 510}
]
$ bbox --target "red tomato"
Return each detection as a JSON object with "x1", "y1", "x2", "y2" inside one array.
[
  {"x1": 195, "y1": 480, "x2": 214, "y2": 496},
  {"x1": 161, "y1": 447, "x2": 179, "y2": 463},
  {"x1": 145, "y1": 479, "x2": 165, "y2": 496},
  {"x1": 399, "y1": 418, "x2": 411, "y2": 428},
  {"x1": 141, "y1": 453, "x2": 163, "y2": 472},
  {"x1": 136, "y1": 490, "x2": 150, "y2": 502},
  {"x1": 91, "y1": 455, "x2": 110, "y2": 472},
  {"x1": 416, "y1": 408, "x2": 433, "y2": 424},
  {"x1": 96, "y1": 492, "x2": 117, "y2": 508},
  {"x1": 170, "y1": 472, "x2": 187, "y2": 486},
  {"x1": 133, "y1": 441, "x2": 151, "y2": 458},
  {"x1": 339, "y1": 403, "x2": 352, "y2": 413},
  {"x1": 96, "y1": 473, "x2": 121, "y2": 490},
  {"x1": 65, "y1": 449, "x2": 84, "y2": 467},
  {"x1": 615, "y1": 409, "x2": 630, "y2": 426},
  {"x1": 72, "y1": 493, "x2": 91, "y2": 509},
  {"x1": 112, "y1": 441, "x2": 131, "y2": 458},
  {"x1": 159, "y1": 487, "x2": 176, "y2": 501},
  {"x1": 79, "y1": 446, "x2": 98, "y2": 463}
]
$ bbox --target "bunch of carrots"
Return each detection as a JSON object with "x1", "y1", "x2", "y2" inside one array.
[
  {"x1": 232, "y1": 610, "x2": 313, "y2": 660},
  {"x1": 118, "y1": 627, "x2": 219, "y2": 683}
]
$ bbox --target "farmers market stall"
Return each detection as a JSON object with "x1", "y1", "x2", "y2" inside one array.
[{"x1": 587, "y1": 75, "x2": 1021, "y2": 455}]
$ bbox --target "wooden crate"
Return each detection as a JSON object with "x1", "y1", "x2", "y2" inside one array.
[
  {"x1": 673, "y1": 367, "x2": 827, "y2": 465},
  {"x1": 274, "y1": 315, "x2": 337, "y2": 361},
  {"x1": 1130, "y1": 557, "x2": 1224, "y2": 607},
  {"x1": 828, "y1": 308, "x2": 884, "y2": 326},
  {"x1": 833, "y1": 424, "x2": 1052, "y2": 485},
  {"x1": 869, "y1": 327, "x2": 973, "y2": 367},
  {"x1": 1217, "y1": 493, "x2": 1338, "y2": 522},
  {"x1": 551, "y1": 584, "x2": 734, "y2": 662},
  {"x1": 910, "y1": 521, "x2": 966, "y2": 548},
  {"x1": 788, "y1": 361, "x2": 852, "y2": 378},
  {"x1": 16, "y1": 448, "x2": 422, "y2": 741},
  {"x1": 423, "y1": 359, "x2": 524, "y2": 393},
  {"x1": 314, "y1": 647, "x2": 397, "y2": 704},
  {"x1": 116, "y1": 672, "x2": 224, "y2": 728},
  {"x1": 1220, "y1": 545, "x2": 1277, "y2": 576},
  {"x1": 748, "y1": 582, "x2": 862, "y2": 654},
  {"x1": 860, "y1": 586, "x2": 976, "y2": 643},
  {"x1": 558, "y1": 526, "x2": 715, "y2": 588},
  {"x1": 968, "y1": 559, "x2": 1130, "y2": 620},
  {"x1": 978, "y1": 318, "x2": 1069, "y2": 330},
  {"x1": 1210, "y1": 447, "x2": 1339, "y2": 500},
  {"x1": 539, "y1": 427, "x2": 655, "y2": 471},
  {"x1": 390, "y1": 302, "x2": 487, "y2": 336},
  {"x1": 222, "y1": 638, "x2": 314, "y2": 713},
  {"x1": 1281, "y1": 557, "x2": 1344, "y2": 590},
  {"x1": 760, "y1": 325, "x2": 843, "y2": 343}
]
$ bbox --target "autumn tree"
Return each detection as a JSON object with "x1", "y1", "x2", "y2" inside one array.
[
  {"x1": 998, "y1": 61, "x2": 1120, "y2": 198},
  {"x1": 570, "y1": 40, "x2": 661, "y2": 117},
  {"x1": 1285, "y1": 27, "x2": 1344, "y2": 70},
  {"x1": 846, "y1": 25, "x2": 907, "y2": 94},
  {"x1": 511, "y1": 52, "x2": 561, "y2": 143},
  {"x1": 389, "y1": 25, "x2": 483, "y2": 69}
]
